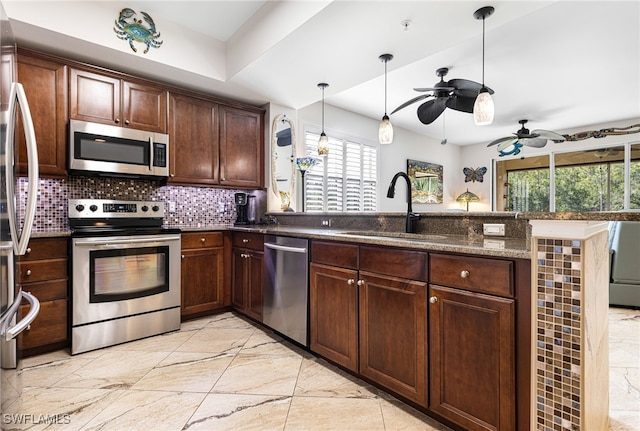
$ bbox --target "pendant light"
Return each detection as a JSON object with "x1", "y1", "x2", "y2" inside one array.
[
  {"x1": 473, "y1": 6, "x2": 495, "y2": 126},
  {"x1": 317, "y1": 83, "x2": 329, "y2": 156},
  {"x1": 378, "y1": 53, "x2": 394, "y2": 144}
]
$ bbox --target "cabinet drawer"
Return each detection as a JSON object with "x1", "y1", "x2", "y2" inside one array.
[
  {"x1": 429, "y1": 253, "x2": 514, "y2": 297},
  {"x1": 360, "y1": 245, "x2": 428, "y2": 281},
  {"x1": 19, "y1": 279, "x2": 68, "y2": 302},
  {"x1": 20, "y1": 238, "x2": 68, "y2": 261},
  {"x1": 311, "y1": 241, "x2": 358, "y2": 269},
  {"x1": 18, "y1": 299, "x2": 68, "y2": 350},
  {"x1": 182, "y1": 232, "x2": 223, "y2": 249},
  {"x1": 232, "y1": 232, "x2": 264, "y2": 250},
  {"x1": 16, "y1": 258, "x2": 67, "y2": 283}
]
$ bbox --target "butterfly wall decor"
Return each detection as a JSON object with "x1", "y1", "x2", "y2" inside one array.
[{"x1": 463, "y1": 167, "x2": 487, "y2": 183}]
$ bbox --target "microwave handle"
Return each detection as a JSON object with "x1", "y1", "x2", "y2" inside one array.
[{"x1": 149, "y1": 136, "x2": 153, "y2": 171}]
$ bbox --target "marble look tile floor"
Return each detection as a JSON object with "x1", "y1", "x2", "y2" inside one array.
[{"x1": 1, "y1": 307, "x2": 638, "y2": 431}]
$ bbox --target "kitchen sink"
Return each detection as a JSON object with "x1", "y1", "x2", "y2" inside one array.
[{"x1": 341, "y1": 231, "x2": 447, "y2": 241}]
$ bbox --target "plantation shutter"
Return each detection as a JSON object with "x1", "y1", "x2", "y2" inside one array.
[{"x1": 304, "y1": 131, "x2": 377, "y2": 212}]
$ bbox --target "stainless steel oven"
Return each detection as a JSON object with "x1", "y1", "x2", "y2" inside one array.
[{"x1": 69, "y1": 199, "x2": 180, "y2": 355}]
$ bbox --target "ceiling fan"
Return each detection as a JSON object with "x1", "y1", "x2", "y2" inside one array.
[
  {"x1": 391, "y1": 67, "x2": 492, "y2": 125},
  {"x1": 487, "y1": 119, "x2": 566, "y2": 156}
]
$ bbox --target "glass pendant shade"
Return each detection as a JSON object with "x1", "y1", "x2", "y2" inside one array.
[
  {"x1": 379, "y1": 115, "x2": 393, "y2": 144},
  {"x1": 317, "y1": 82, "x2": 329, "y2": 156},
  {"x1": 378, "y1": 53, "x2": 394, "y2": 145},
  {"x1": 473, "y1": 87, "x2": 494, "y2": 126},
  {"x1": 317, "y1": 132, "x2": 329, "y2": 155}
]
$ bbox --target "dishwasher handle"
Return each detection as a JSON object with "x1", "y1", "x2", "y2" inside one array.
[{"x1": 264, "y1": 242, "x2": 308, "y2": 254}]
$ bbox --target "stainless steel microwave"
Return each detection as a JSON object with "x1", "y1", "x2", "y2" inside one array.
[{"x1": 69, "y1": 119, "x2": 169, "y2": 179}]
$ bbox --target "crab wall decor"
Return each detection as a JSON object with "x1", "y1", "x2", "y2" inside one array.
[{"x1": 114, "y1": 8, "x2": 163, "y2": 54}]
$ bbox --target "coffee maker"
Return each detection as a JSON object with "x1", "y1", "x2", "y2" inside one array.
[{"x1": 234, "y1": 192, "x2": 249, "y2": 225}]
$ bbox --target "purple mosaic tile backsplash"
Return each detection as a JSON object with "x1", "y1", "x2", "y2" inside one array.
[{"x1": 18, "y1": 177, "x2": 266, "y2": 232}]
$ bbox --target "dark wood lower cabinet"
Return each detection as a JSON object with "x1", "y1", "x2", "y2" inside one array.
[
  {"x1": 359, "y1": 271, "x2": 427, "y2": 406},
  {"x1": 231, "y1": 247, "x2": 264, "y2": 321},
  {"x1": 181, "y1": 232, "x2": 225, "y2": 319},
  {"x1": 428, "y1": 284, "x2": 516, "y2": 431},
  {"x1": 309, "y1": 262, "x2": 359, "y2": 372}
]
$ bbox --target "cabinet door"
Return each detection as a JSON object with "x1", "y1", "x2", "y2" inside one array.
[
  {"x1": 122, "y1": 80, "x2": 167, "y2": 132},
  {"x1": 429, "y1": 285, "x2": 516, "y2": 431},
  {"x1": 231, "y1": 247, "x2": 246, "y2": 310},
  {"x1": 246, "y1": 251, "x2": 264, "y2": 322},
  {"x1": 16, "y1": 53, "x2": 67, "y2": 177},
  {"x1": 309, "y1": 262, "x2": 358, "y2": 372},
  {"x1": 181, "y1": 246, "x2": 224, "y2": 317},
  {"x1": 168, "y1": 93, "x2": 219, "y2": 185},
  {"x1": 359, "y1": 271, "x2": 427, "y2": 406},
  {"x1": 219, "y1": 106, "x2": 263, "y2": 188},
  {"x1": 69, "y1": 68, "x2": 120, "y2": 125}
]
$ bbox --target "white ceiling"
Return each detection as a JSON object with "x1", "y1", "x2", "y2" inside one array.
[{"x1": 7, "y1": 0, "x2": 640, "y2": 147}]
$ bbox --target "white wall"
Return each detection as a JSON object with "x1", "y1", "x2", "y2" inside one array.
[{"x1": 266, "y1": 103, "x2": 465, "y2": 213}]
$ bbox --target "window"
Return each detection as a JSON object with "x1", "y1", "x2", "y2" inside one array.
[
  {"x1": 304, "y1": 131, "x2": 377, "y2": 212},
  {"x1": 495, "y1": 143, "x2": 640, "y2": 211}
]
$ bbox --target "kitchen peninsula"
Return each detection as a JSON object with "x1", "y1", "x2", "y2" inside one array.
[{"x1": 26, "y1": 208, "x2": 633, "y2": 431}]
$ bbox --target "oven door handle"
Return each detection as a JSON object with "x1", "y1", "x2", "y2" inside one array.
[{"x1": 74, "y1": 235, "x2": 181, "y2": 247}]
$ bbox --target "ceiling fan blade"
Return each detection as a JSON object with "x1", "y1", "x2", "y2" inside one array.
[
  {"x1": 445, "y1": 95, "x2": 476, "y2": 113},
  {"x1": 413, "y1": 86, "x2": 454, "y2": 92},
  {"x1": 522, "y1": 137, "x2": 548, "y2": 148},
  {"x1": 497, "y1": 139, "x2": 521, "y2": 152},
  {"x1": 390, "y1": 94, "x2": 432, "y2": 115},
  {"x1": 532, "y1": 129, "x2": 566, "y2": 142},
  {"x1": 448, "y1": 78, "x2": 482, "y2": 92},
  {"x1": 487, "y1": 136, "x2": 517, "y2": 147},
  {"x1": 417, "y1": 98, "x2": 447, "y2": 124}
]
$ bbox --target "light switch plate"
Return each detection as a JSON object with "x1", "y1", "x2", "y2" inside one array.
[{"x1": 483, "y1": 223, "x2": 505, "y2": 236}]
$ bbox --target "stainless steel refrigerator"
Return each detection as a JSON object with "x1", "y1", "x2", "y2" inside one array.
[{"x1": 0, "y1": 0, "x2": 41, "y2": 417}]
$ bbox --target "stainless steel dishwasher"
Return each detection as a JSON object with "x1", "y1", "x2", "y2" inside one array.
[{"x1": 263, "y1": 235, "x2": 309, "y2": 346}]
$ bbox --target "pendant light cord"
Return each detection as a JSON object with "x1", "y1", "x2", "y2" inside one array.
[
  {"x1": 321, "y1": 85, "x2": 325, "y2": 132},
  {"x1": 481, "y1": 15, "x2": 485, "y2": 86},
  {"x1": 384, "y1": 59, "x2": 388, "y2": 115}
]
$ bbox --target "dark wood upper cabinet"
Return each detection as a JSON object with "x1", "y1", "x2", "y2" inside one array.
[
  {"x1": 168, "y1": 93, "x2": 219, "y2": 185},
  {"x1": 69, "y1": 67, "x2": 167, "y2": 133},
  {"x1": 219, "y1": 105, "x2": 264, "y2": 188},
  {"x1": 16, "y1": 51, "x2": 68, "y2": 177}
]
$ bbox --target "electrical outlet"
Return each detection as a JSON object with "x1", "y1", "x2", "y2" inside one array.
[
  {"x1": 218, "y1": 202, "x2": 226, "y2": 213},
  {"x1": 321, "y1": 219, "x2": 332, "y2": 227},
  {"x1": 168, "y1": 201, "x2": 176, "y2": 213},
  {"x1": 483, "y1": 223, "x2": 505, "y2": 236}
]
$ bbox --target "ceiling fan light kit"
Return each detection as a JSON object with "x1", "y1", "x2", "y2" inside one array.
[
  {"x1": 317, "y1": 82, "x2": 329, "y2": 156},
  {"x1": 473, "y1": 6, "x2": 495, "y2": 126},
  {"x1": 378, "y1": 53, "x2": 394, "y2": 145}
]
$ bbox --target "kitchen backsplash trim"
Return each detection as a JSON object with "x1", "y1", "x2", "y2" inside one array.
[{"x1": 18, "y1": 177, "x2": 267, "y2": 232}]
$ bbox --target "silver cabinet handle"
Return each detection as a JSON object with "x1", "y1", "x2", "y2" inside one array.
[
  {"x1": 429, "y1": 296, "x2": 438, "y2": 304},
  {"x1": 26, "y1": 248, "x2": 31, "y2": 254},
  {"x1": 115, "y1": 118, "x2": 120, "y2": 124},
  {"x1": 200, "y1": 238, "x2": 206, "y2": 243},
  {"x1": 181, "y1": 255, "x2": 185, "y2": 259},
  {"x1": 347, "y1": 279, "x2": 355, "y2": 285},
  {"x1": 357, "y1": 280, "x2": 365, "y2": 286},
  {"x1": 242, "y1": 239, "x2": 249, "y2": 243},
  {"x1": 25, "y1": 269, "x2": 32, "y2": 276},
  {"x1": 460, "y1": 270, "x2": 470, "y2": 278}
]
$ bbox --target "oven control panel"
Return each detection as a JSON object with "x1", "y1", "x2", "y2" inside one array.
[{"x1": 69, "y1": 199, "x2": 164, "y2": 218}]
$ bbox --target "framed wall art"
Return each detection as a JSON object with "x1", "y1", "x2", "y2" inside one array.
[{"x1": 407, "y1": 159, "x2": 443, "y2": 204}]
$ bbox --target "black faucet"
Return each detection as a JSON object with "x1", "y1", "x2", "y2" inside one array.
[{"x1": 386, "y1": 171, "x2": 420, "y2": 233}]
